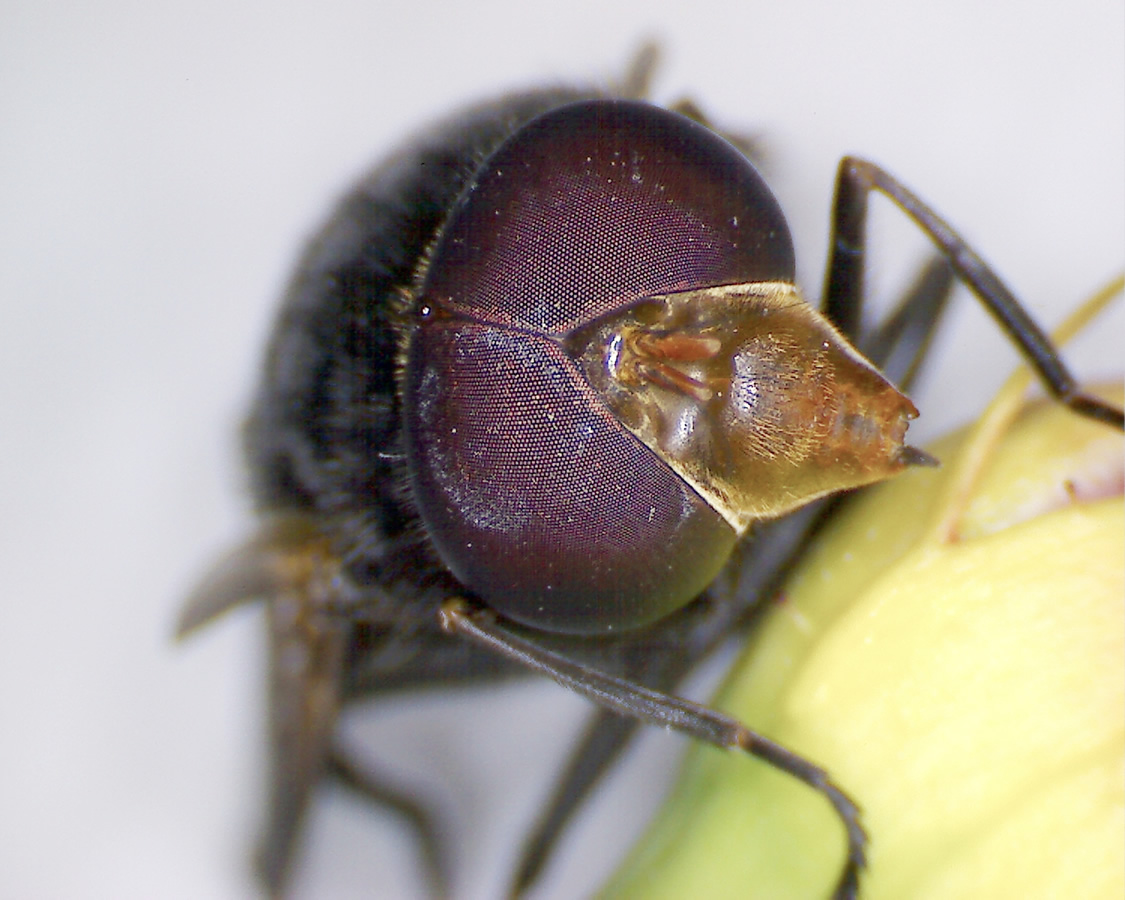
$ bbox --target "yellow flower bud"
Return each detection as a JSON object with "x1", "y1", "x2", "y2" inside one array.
[{"x1": 604, "y1": 382, "x2": 1123, "y2": 899}]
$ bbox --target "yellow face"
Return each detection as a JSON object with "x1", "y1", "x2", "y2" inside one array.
[{"x1": 575, "y1": 282, "x2": 929, "y2": 533}]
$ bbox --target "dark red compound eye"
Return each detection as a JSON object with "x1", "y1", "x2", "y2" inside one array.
[{"x1": 403, "y1": 100, "x2": 795, "y2": 634}]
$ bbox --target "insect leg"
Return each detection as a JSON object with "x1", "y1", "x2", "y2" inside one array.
[
  {"x1": 509, "y1": 710, "x2": 641, "y2": 897},
  {"x1": 441, "y1": 599, "x2": 865, "y2": 900},
  {"x1": 325, "y1": 747, "x2": 448, "y2": 898},
  {"x1": 822, "y1": 156, "x2": 1123, "y2": 430},
  {"x1": 859, "y1": 257, "x2": 955, "y2": 389},
  {"x1": 512, "y1": 492, "x2": 874, "y2": 895},
  {"x1": 175, "y1": 518, "x2": 350, "y2": 894},
  {"x1": 176, "y1": 517, "x2": 434, "y2": 897},
  {"x1": 256, "y1": 591, "x2": 348, "y2": 896}
]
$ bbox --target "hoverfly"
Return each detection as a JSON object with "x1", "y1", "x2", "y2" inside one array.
[{"x1": 178, "y1": 49, "x2": 1123, "y2": 898}]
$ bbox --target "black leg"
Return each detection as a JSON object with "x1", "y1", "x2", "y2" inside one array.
[
  {"x1": 509, "y1": 709, "x2": 641, "y2": 898},
  {"x1": 441, "y1": 599, "x2": 866, "y2": 900},
  {"x1": 175, "y1": 516, "x2": 354, "y2": 898},
  {"x1": 256, "y1": 592, "x2": 349, "y2": 897},
  {"x1": 326, "y1": 746, "x2": 449, "y2": 899},
  {"x1": 509, "y1": 494, "x2": 875, "y2": 896},
  {"x1": 859, "y1": 257, "x2": 955, "y2": 390},
  {"x1": 823, "y1": 156, "x2": 1123, "y2": 430}
]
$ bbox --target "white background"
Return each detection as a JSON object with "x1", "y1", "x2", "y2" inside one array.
[{"x1": 1, "y1": 1, "x2": 1121, "y2": 898}]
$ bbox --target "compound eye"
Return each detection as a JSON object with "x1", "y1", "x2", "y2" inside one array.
[
  {"x1": 404, "y1": 101, "x2": 796, "y2": 634},
  {"x1": 421, "y1": 100, "x2": 795, "y2": 333},
  {"x1": 407, "y1": 322, "x2": 738, "y2": 633}
]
